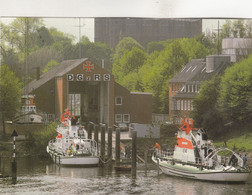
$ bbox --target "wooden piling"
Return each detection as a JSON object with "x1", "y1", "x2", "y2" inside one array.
[
  {"x1": 87, "y1": 124, "x2": 92, "y2": 139},
  {"x1": 144, "y1": 150, "x2": 148, "y2": 174},
  {"x1": 107, "y1": 127, "x2": 112, "y2": 162},
  {"x1": 115, "y1": 127, "x2": 120, "y2": 166},
  {"x1": 131, "y1": 130, "x2": 137, "y2": 178},
  {"x1": 100, "y1": 125, "x2": 105, "y2": 162},
  {"x1": 94, "y1": 125, "x2": 99, "y2": 151}
]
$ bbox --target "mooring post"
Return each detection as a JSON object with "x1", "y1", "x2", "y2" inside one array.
[
  {"x1": 11, "y1": 129, "x2": 18, "y2": 184},
  {"x1": 100, "y1": 125, "x2": 105, "y2": 163},
  {"x1": 107, "y1": 127, "x2": 112, "y2": 163},
  {"x1": 144, "y1": 150, "x2": 148, "y2": 175},
  {"x1": 115, "y1": 127, "x2": 120, "y2": 166},
  {"x1": 94, "y1": 125, "x2": 99, "y2": 151},
  {"x1": 87, "y1": 123, "x2": 92, "y2": 139},
  {"x1": 131, "y1": 130, "x2": 137, "y2": 178}
]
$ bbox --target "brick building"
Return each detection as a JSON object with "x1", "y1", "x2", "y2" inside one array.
[
  {"x1": 24, "y1": 58, "x2": 152, "y2": 127},
  {"x1": 169, "y1": 55, "x2": 232, "y2": 123}
]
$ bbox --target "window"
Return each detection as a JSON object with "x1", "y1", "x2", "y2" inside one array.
[
  {"x1": 188, "y1": 100, "x2": 190, "y2": 111},
  {"x1": 185, "y1": 100, "x2": 187, "y2": 110},
  {"x1": 115, "y1": 114, "x2": 122, "y2": 123},
  {"x1": 115, "y1": 96, "x2": 122, "y2": 105},
  {"x1": 171, "y1": 99, "x2": 175, "y2": 110},
  {"x1": 123, "y1": 114, "x2": 130, "y2": 123},
  {"x1": 177, "y1": 100, "x2": 180, "y2": 110},
  {"x1": 181, "y1": 100, "x2": 184, "y2": 110},
  {"x1": 191, "y1": 100, "x2": 193, "y2": 110},
  {"x1": 68, "y1": 94, "x2": 81, "y2": 116}
]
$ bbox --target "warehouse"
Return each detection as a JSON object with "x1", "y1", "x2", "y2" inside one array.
[{"x1": 24, "y1": 58, "x2": 152, "y2": 127}]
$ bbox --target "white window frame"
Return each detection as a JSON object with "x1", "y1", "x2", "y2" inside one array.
[
  {"x1": 123, "y1": 114, "x2": 130, "y2": 123},
  {"x1": 177, "y1": 100, "x2": 180, "y2": 110},
  {"x1": 115, "y1": 114, "x2": 122, "y2": 123},
  {"x1": 185, "y1": 100, "x2": 187, "y2": 110},
  {"x1": 191, "y1": 100, "x2": 193, "y2": 110},
  {"x1": 188, "y1": 100, "x2": 191, "y2": 111},
  {"x1": 181, "y1": 100, "x2": 184, "y2": 110},
  {"x1": 115, "y1": 96, "x2": 122, "y2": 105}
]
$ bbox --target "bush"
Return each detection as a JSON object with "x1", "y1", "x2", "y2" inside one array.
[{"x1": 29, "y1": 122, "x2": 58, "y2": 156}]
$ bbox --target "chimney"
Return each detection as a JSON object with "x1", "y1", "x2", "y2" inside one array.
[
  {"x1": 206, "y1": 55, "x2": 231, "y2": 73},
  {"x1": 36, "y1": 67, "x2": 40, "y2": 80}
]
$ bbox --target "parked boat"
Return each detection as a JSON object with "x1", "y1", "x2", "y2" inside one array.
[
  {"x1": 46, "y1": 109, "x2": 99, "y2": 166},
  {"x1": 12, "y1": 95, "x2": 44, "y2": 124},
  {"x1": 152, "y1": 118, "x2": 250, "y2": 183}
]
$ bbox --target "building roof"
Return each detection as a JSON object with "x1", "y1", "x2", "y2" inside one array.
[
  {"x1": 24, "y1": 58, "x2": 87, "y2": 94},
  {"x1": 190, "y1": 61, "x2": 231, "y2": 82},
  {"x1": 169, "y1": 59, "x2": 205, "y2": 83}
]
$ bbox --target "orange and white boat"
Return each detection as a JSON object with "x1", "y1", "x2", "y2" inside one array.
[
  {"x1": 13, "y1": 95, "x2": 44, "y2": 124},
  {"x1": 46, "y1": 109, "x2": 99, "y2": 166},
  {"x1": 152, "y1": 118, "x2": 250, "y2": 183}
]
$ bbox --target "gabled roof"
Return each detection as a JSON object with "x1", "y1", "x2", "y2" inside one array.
[
  {"x1": 190, "y1": 61, "x2": 231, "y2": 82},
  {"x1": 169, "y1": 59, "x2": 205, "y2": 83},
  {"x1": 24, "y1": 58, "x2": 87, "y2": 93}
]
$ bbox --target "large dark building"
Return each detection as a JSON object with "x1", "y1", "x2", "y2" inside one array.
[
  {"x1": 94, "y1": 18, "x2": 202, "y2": 48},
  {"x1": 24, "y1": 58, "x2": 152, "y2": 127}
]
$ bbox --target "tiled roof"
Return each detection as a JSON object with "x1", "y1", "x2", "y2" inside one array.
[
  {"x1": 169, "y1": 59, "x2": 205, "y2": 83},
  {"x1": 24, "y1": 58, "x2": 87, "y2": 94}
]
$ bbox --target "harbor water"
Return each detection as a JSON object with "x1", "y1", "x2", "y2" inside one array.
[{"x1": 0, "y1": 157, "x2": 252, "y2": 195}]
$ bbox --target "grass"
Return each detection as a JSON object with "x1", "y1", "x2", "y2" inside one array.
[{"x1": 214, "y1": 133, "x2": 252, "y2": 152}]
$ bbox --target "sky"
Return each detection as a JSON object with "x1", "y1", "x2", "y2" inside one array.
[
  {"x1": 1, "y1": 17, "x2": 227, "y2": 43},
  {"x1": 0, "y1": 0, "x2": 251, "y2": 42}
]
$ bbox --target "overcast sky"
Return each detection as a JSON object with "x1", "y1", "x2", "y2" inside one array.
[{"x1": 0, "y1": 0, "x2": 251, "y2": 42}]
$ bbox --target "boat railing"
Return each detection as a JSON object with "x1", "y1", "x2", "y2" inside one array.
[{"x1": 155, "y1": 149, "x2": 173, "y2": 159}]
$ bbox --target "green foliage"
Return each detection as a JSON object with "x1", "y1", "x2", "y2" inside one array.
[
  {"x1": 192, "y1": 76, "x2": 224, "y2": 134},
  {"x1": 113, "y1": 37, "x2": 145, "y2": 60},
  {"x1": 29, "y1": 122, "x2": 58, "y2": 154},
  {"x1": 221, "y1": 19, "x2": 252, "y2": 38},
  {"x1": 218, "y1": 55, "x2": 252, "y2": 123},
  {"x1": 214, "y1": 133, "x2": 252, "y2": 152},
  {"x1": 0, "y1": 65, "x2": 23, "y2": 119},
  {"x1": 42, "y1": 59, "x2": 59, "y2": 73}
]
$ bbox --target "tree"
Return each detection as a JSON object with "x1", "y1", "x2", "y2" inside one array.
[
  {"x1": 113, "y1": 37, "x2": 145, "y2": 60},
  {"x1": 218, "y1": 55, "x2": 252, "y2": 124},
  {"x1": 139, "y1": 38, "x2": 209, "y2": 113},
  {"x1": 191, "y1": 76, "x2": 224, "y2": 135},
  {"x1": 0, "y1": 65, "x2": 23, "y2": 137},
  {"x1": 42, "y1": 59, "x2": 59, "y2": 74}
]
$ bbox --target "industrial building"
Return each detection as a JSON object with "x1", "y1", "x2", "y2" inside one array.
[{"x1": 95, "y1": 18, "x2": 202, "y2": 48}]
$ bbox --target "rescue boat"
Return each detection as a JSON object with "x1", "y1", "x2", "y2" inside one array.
[
  {"x1": 46, "y1": 109, "x2": 99, "y2": 166},
  {"x1": 13, "y1": 95, "x2": 44, "y2": 124},
  {"x1": 152, "y1": 118, "x2": 250, "y2": 182}
]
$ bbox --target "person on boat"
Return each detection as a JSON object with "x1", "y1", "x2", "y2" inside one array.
[
  {"x1": 243, "y1": 154, "x2": 247, "y2": 167},
  {"x1": 153, "y1": 142, "x2": 161, "y2": 157},
  {"x1": 229, "y1": 154, "x2": 238, "y2": 167}
]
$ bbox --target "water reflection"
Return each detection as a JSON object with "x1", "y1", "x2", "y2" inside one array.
[{"x1": 0, "y1": 157, "x2": 252, "y2": 194}]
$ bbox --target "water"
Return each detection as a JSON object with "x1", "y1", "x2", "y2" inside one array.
[{"x1": 1, "y1": 157, "x2": 252, "y2": 195}]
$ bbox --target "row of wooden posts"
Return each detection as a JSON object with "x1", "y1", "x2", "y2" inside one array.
[
  {"x1": 86, "y1": 123, "x2": 137, "y2": 177},
  {"x1": 0, "y1": 125, "x2": 138, "y2": 183}
]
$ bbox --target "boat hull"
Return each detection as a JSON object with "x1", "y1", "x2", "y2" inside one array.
[
  {"x1": 13, "y1": 113, "x2": 43, "y2": 124},
  {"x1": 49, "y1": 152, "x2": 99, "y2": 166},
  {"x1": 153, "y1": 157, "x2": 250, "y2": 183}
]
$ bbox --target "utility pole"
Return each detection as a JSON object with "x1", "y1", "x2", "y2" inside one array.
[{"x1": 75, "y1": 18, "x2": 85, "y2": 59}]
